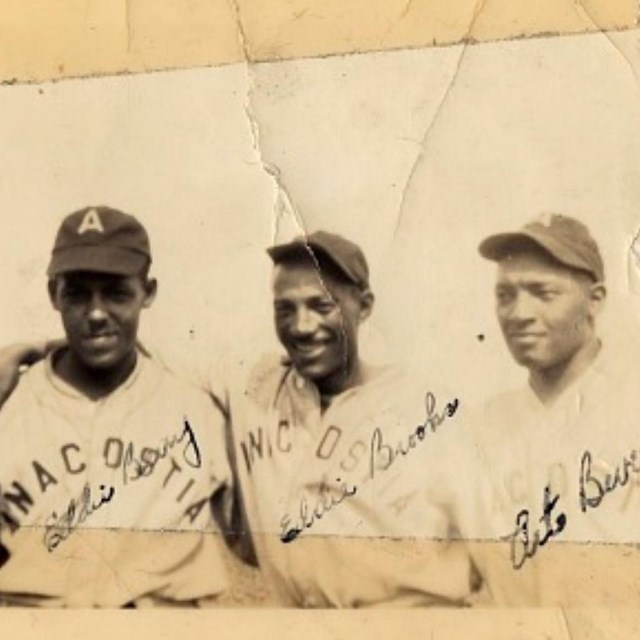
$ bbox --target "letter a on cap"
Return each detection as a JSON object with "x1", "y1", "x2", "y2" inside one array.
[
  {"x1": 77, "y1": 208, "x2": 105, "y2": 235},
  {"x1": 536, "y1": 213, "x2": 555, "y2": 228}
]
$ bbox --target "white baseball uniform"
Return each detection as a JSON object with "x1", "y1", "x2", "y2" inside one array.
[
  {"x1": 220, "y1": 354, "x2": 474, "y2": 607},
  {"x1": 461, "y1": 341, "x2": 640, "y2": 607},
  {"x1": 0, "y1": 347, "x2": 230, "y2": 607}
]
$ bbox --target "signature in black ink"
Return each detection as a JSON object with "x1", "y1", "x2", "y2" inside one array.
[
  {"x1": 122, "y1": 419, "x2": 201, "y2": 484},
  {"x1": 579, "y1": 448, "x2": 640, "y2": 512},
  {"x1": 43, "y1": 483, "x2": 115, "y2": 552},
  {"x1": 369, "y1": 391, "x2": 459, "y2": 479},
  {"x1": 507, "y1": 484, "x2": 566, "y2": 570},
  {"x1": 280, "y1": 478, "x2": 357, "y2": 543},
  {"x1": 279, "y1": 391, "x2": 458, "y2": 544}
]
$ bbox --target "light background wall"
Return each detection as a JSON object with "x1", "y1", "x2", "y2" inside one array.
[{"x1": 1, "y1": 30, "x2": 638, "y2": 406}]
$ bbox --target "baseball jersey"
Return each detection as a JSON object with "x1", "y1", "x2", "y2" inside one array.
[
  {"x1": 460, "y1": 342, "x2": 640, "y2": 607},
  {"x1": 0, "y1": 348, "x2": 230, "y2": 607},
  {"x1": 223, "y1": 354, "x2": 475, "y2": 607}
]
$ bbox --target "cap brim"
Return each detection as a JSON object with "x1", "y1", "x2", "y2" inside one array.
[
  {"x1": 47, "y1": 246, "x2": 149, "y2": 277},
  {"x1": 268, "y1": 237, "x2": 345, "y2": 271},
  {"x1": 267, "y1": 238, "x2": 362, "y2": 287},
  {"x1": 478, "y1": 230, "x2": 597, "y2": 279},
  {"x1": 266, "y1": 238, "x2": 310, "y2": 263},
  {"x1": 478, "y1": 232, "x2": 543, "y2": 260}
]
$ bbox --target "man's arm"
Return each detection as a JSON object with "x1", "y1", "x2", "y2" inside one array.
[{"x1": 0, "y1": 341, "x2": 60, "y2": 408}]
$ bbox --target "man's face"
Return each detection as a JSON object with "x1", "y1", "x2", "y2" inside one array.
[
  {"x1": 495, "y1": 251, "x2": 603, "y2": 373},
  {"x1": 49, "y1": 271, "x2": 156, "y2": 371},
  {"x1": 272, "y1": 261, "x2": 372, "y2": 389}
]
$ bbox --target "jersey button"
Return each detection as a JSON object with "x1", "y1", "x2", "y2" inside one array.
[{"x1": 295, "y1": 376, "x2": 305, "y2": 390}]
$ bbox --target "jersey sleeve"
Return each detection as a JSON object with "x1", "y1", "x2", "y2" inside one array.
[
  {"x1": 142, "y1": 340, "x2": 231, "y2": 406},
  {"x1": 184, "y1": 384, "x2": 232, "y2": 498}
]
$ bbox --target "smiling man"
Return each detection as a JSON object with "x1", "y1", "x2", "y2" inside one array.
[
  {"x1": 466, "y1": 213, "x2": 640, "y2": 607},
  {"x1": 224, "y1": 231, "x2": 473, "y2": 607},
  {"x1": 270, "y1": 232, "x2": 374, "y2": 401},
  {"x1": 0, "y1": 206, "x2": 230, "y2": 607}
]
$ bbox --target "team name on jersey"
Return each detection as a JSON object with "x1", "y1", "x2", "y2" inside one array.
[
  {"x1": 239, "y1": 418, "x2": 377, "y2": 481},
  {"x1": 239, "y1": 419, "x2": 293, "y2": 474},
  {"x1": 0, "y1": 420, "x2": 209, "y2": 543}
]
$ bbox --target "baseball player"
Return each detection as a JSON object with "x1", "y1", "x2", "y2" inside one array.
[
  {"x1": 0, "y1": 206, "x2": 231, "y2": 607},
  {"x1": 0, "y1": 230, "x2": 477, "y2": 607},
  {"x1": 220, "y1": 231, "x2": 475, "y2": 607},
  {"x1": 466, "y1": 213, "x2": 640, "y2": 607}
]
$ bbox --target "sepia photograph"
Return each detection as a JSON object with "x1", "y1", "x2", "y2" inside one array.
[{"x1": 0, "y1": 2, "x2": 639, "y2": 638}]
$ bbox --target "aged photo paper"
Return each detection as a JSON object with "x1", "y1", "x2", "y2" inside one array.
[{"x1": 0, "y1": 1, "x2": 639, "y2": 638}]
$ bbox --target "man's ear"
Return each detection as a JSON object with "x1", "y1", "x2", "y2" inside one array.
[
  {"x1": 48, "y1": 278, "x2": 60, "y2": 311},
  {"x1": 588, "y1": 281, "x2": 606, "y2": 318},
  {"x1": 142, "y1": 278, "x2": 158, "y2": 309},
  {"x1": 358, "y1": 289, "x2": 375, "y2": 323}
]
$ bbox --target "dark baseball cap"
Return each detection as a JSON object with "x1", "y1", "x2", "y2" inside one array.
[
  {"x1": 267, "y1": 230, "x2": 370, "y2": 289},
  {"x1": 47, "y1": 206, "x2": 152, "y2": 278},
  {"x1": 478, "y1": 213, "x2": 604, "y2": 282}
]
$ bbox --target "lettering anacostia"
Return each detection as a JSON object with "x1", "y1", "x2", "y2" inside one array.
[{"x1": 0, "y1": 419, "x2": 206, "y2": 548}]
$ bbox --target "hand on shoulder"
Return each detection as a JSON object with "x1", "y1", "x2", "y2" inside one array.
[{"x1": 0, "y1": 339, "x2": 64, "y2": 408}]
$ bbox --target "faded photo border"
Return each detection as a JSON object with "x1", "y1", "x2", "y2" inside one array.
[
  {"x1": 1, "y1": 1, "x2": 640, "y2": 638},
  {"x1": 0, "y1": 0, "x2": 636, "y2": 83}
]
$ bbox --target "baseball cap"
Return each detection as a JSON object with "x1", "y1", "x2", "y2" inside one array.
[
  {"x1": 267, "y1": 230, "x2": 370, "y2": 289},
  {"x1": 478, "y1": 213, "x2": 604, "y2": 282},
  {"x1": 47, "y1": 206, "x2": 151, "y2": 277}
]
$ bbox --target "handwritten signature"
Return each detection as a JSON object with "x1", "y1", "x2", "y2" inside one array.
[
  {"x1": 579, "y1": 448, "x2": 640, "y2": 512},
  {"x1": 506, "y1": 484, "x2": 567, "y2": 570},
  {"x1": 280, "y1": 479, "x2": 357, "y2": 543},
  {"x1": 508, "y1": 447, "x2": 640, "y2": 569},
  {"x1": 279, "y1": 391, "x2": 459, "y2": 543},
  {"x1": 42, "y1": 421, "x2": 200, "y2": 551},
  {"x1": 44, "y1": 483, "x2": 115, "y2": 552},
  {"x1": 369, "y1": 391, "x2": 459, "y2": 479},
  {"x1": 122, "y1": 418, "x2": 201, "y2": 484}
]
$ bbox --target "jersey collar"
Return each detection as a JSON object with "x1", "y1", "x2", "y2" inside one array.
[{"x1": 44, "y1": 346, "x2": 145, "y2": 401}]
